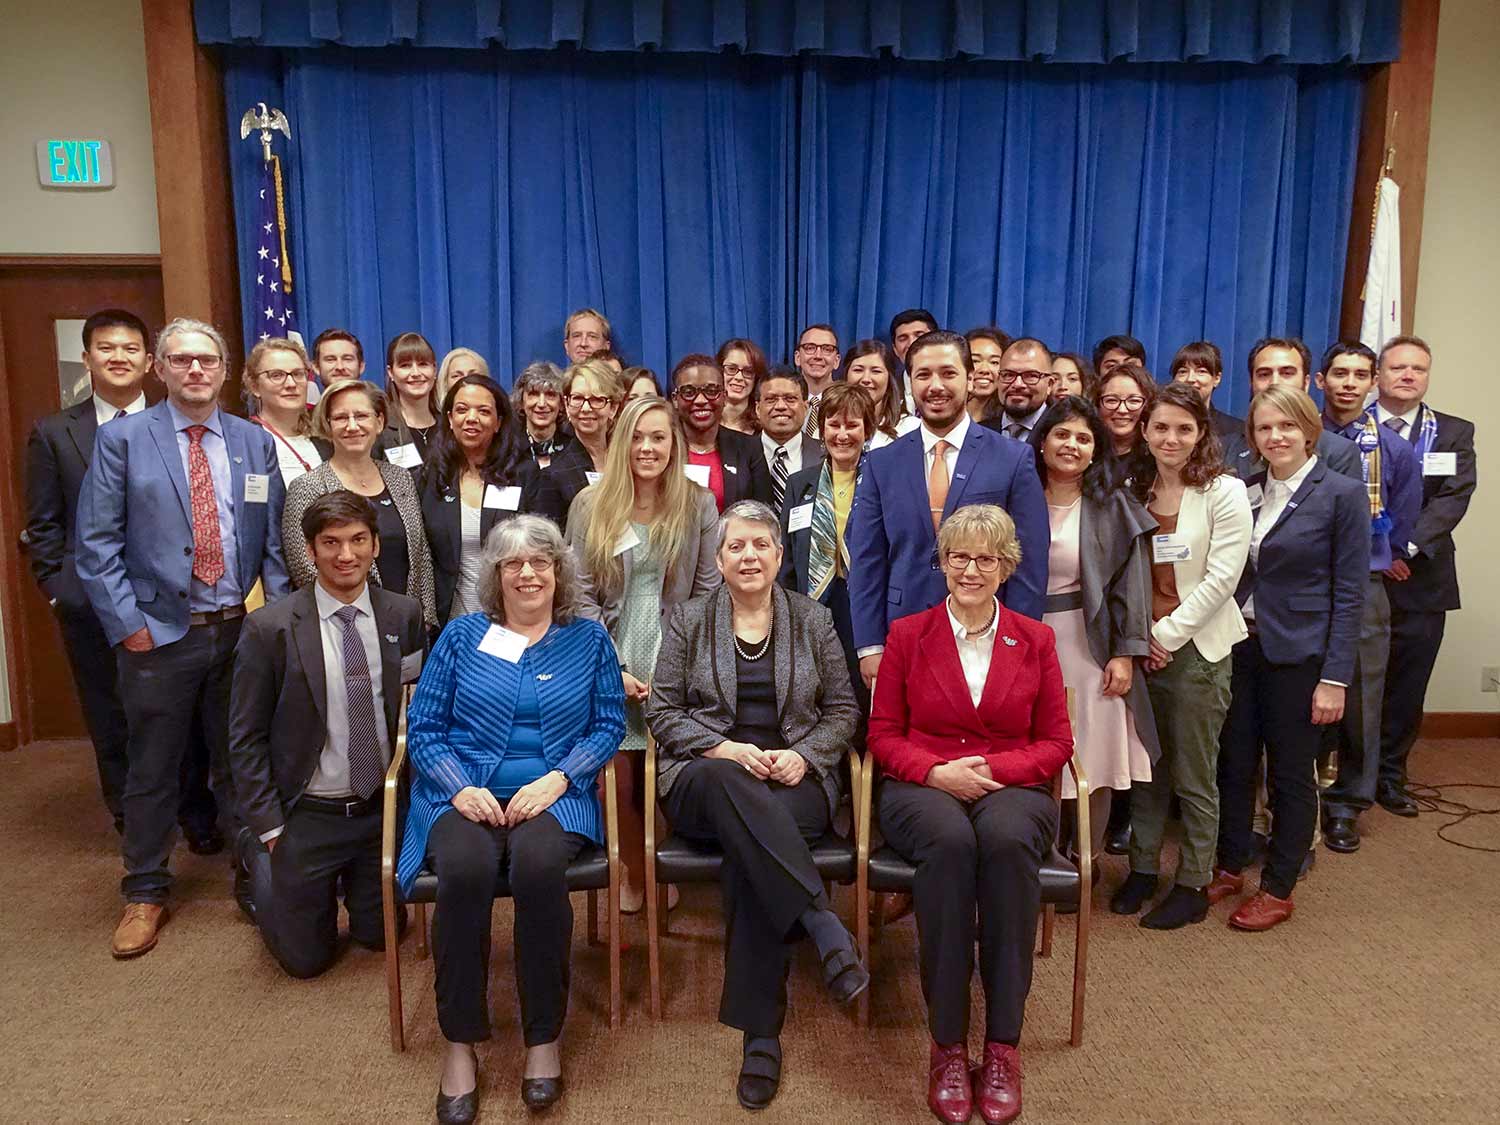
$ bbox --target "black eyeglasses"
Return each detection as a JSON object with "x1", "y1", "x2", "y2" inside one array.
[
  {"x1": 798, "y1": 342, "x2": 840, "y2": 356},
  {"x1": 674, "y1": 384, "x2": 724, "y2": 402},
  {"x1": 996, "y1": 370, "x2": 1050, "y2": 386},
  {"x1": 1098, "y1": 394, "x2": 1147, "y2": 411}
]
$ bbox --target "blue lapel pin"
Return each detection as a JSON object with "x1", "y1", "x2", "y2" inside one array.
[
  {"x1": 1002, "y1": 635, "x2": 1018, "y2": 646},
  {"x1": 537, "y1": 673, "x2": 554, "y2": 681},
  {"x1": 384, "y1": 633, "x2": 398, "y2": 643},
  {"x1": 233, "y1": 455, "x2": 243, "y2": 464}
]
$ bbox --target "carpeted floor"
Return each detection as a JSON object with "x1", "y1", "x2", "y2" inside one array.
[{"x1": 0, "y1": 738, "x2": 1496, "y2": 1124}]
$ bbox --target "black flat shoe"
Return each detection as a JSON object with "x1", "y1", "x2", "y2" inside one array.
[
  {"x1": 520, "y1": 1075, "x2": 562, "y2": 1112},
  {"x1": 737, "y1": 1037, "x2": 782, "y2": 1111},
  {"x1": 820, "y1": 944, "x2": 870, "y2": 1004},
  {"x1": 1377, "y1": 785, "x2": 1419, "y2": 818},
  {"x1": 1109, "y1": 871, "x2": 1158, "y2": 915},
  {"x1": 1323, "y1": 816, "x2": 1361, "y2": 853},
  {"x1": 436, "y1": 1086, "x2": 478, "y2": 1125},
  {"x1": 1103, "y1": 823, "x2": 1131, "y2": 856},
  {"x1": 1140, "y1": 885, "x2": 1208, "y2": 930}
]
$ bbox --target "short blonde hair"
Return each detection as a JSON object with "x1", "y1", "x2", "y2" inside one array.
[
  {"x1": 1247, "y1": 384, "x2": 1321, "y2": 457},
  {"x1": 312, "y1": 378, "x2": 388, "y2": 439},
  {"x1": 937, "y1": 504, "x2": 1022, "y2": 584}
]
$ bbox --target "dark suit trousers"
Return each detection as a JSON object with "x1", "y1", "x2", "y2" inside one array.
[
  {"x1": 243, "y1": 805, "x2": 387, "y2": 978},
  {"x1": 878, "y1": 780, "x2": 1056, "y2": 1046},
  {"x1": 663, "y1": 758, "x2": 830, "y2": 1038},
  {"x1": 1323, "y1": 576, "x2": 1392, "y2": 816},
  {"x1": 1217, "y1": 636, "x2": 1321, "y2": 900},
  {"x1": 54, "y1": 604, "x2": 129, "y2": 817},
  {"x1": 1380, "y1": 605, "x2": 1446, "y2": 787},
  {"x1": 117, "y1": 618, "x2": 242, "y2": 903},
  {"x1": 427, "y1": 809, "x2": 587, "y2": 1046}
]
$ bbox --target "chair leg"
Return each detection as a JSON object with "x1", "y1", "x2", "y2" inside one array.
[
  {"x1": 855, "y1": 874, "x2": 871, "y2": 1028},
  {"x1": 416, "y1": 902, "x2": 429, "y2": 960},
  {"x1": 659, "y1": 885, "x2": 670, "y2": 935},
  {"x1": 1071, "y1": 889, "x2": 1090, "y2": 1047},
  {"x1": 382, "y1": 885, "x2": 404, "y2": 1052},
  {"x1": 1039, "y1": 903, "x2": 1055, "y2": 958},
  {"x1": 646, "y1": 875, "x2": 662, "y2": 1020},
  {"x1": 587, "y1": 888, "x2": 600, "y2": 947},
  {"x1": 608, "y1": 873, "x2": 622, "y2": 1030}
]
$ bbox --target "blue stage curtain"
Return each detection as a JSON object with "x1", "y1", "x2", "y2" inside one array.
[
  {"x1": 225, "y1": 48, "x2": 1361, "y2": 410},
  {"x1": 199, "y1": 0, "x2": 1400, "y2": 64}
]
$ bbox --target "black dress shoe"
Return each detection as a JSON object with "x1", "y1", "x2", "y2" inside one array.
[
  {"x1": 233, "y1": 866, "x2": 257, "y2": 924},
  {"x1": 1298, "y1": 850, "x2": 1316, "y2": 881},
  {"x1": 1377, "y1": 785, "x2": 1419, "y2": 818},
  {"x1": 1140, "y1": 885, "x2": 1208, "y2": 930},
  {"x1": 1109, "y1": 871, "x2": 1158, "y2": 915},
  {"x1": 737, "y1": 1036, "x2": 782, "y2": 1111},
  {"x1": 520, "y1": 1075, "x2": 562, "y2": 1112},
  {"x1": 820, "y1": 943, "x2": 870, "y2": 1004},
  {"x1": 1323, "y1": 816, "x2": 1361, "y2": 853},
  {"x1": 436, "y1": 1086, "x2": 478, "y2": 1124},
  {"x1": 185, "y1": 824, "x2": 225, "y2": 855},
  {"x1": 1103, "y1": 823, "x2": 1131, "y2": 856}
]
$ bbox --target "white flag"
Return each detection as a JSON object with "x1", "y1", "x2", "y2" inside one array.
[{"x1": 1360, "y1": 176, "x2": 1401, "y2": 353}]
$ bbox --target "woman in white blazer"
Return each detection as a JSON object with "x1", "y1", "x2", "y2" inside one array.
[{"x1": 1110, "y1": 383, "x2": 1251, "y2": 929}]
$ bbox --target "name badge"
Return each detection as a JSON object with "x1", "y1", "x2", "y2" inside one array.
[
  {"x1": 787, "y1": 503, "x2": 814, "y2": 533},
  {"x1": 585, "y1": 471, "x2": 602, "y2": 486},
  {"x1": 483, "y1": 484, "x2": 521, "y2": 510},
  {"x1": 1152, "y1": 533, "x2": 1192, "y2": 564},
  {"x1": 614, "y1": 524, "x2": 642, "y2": 557},
  {"x1": 400, "y1": 650, "x2": 424, "y2": 684},
  {"x1": 1423, "y1": 451, "x2": 1456, "y2": 477},
  {"x1": 243, "y1": 473, "x2": 269, "y2": 503},
  {"x1": 478, "y1": 624, "x2": 527, "y2": 664},
  {"x1": 385, "y1": 443, "x2": 421, "y2": 469},
  {"x1": 1245, "y1": 482, "x2": 1265, "y2": 509},
  {"x1": 684, "y1": 464, "x2": 711, "y2": 487}
]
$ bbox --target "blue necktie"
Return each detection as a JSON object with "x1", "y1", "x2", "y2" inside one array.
[{"x1": 334, "y1": 605, "x2": 382, "y2": 799}]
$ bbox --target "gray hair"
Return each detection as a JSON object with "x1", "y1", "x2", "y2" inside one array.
[
  {"x1": 476, "y1": 514, "x2": 579, "y2": 626},
  {"x1": 155, "y1": 316, "x2": 229, "y2": 370},
  {"x1": 716, "y1": 499, "x2": 782, "y2": 553},
  {"x1": 511, "y1": 360, "x2": 565, "y2": 415}
]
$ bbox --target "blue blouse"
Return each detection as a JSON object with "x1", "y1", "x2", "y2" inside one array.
[{"x1": 488, "y1": 675, "x2": 548, "y2": 797}]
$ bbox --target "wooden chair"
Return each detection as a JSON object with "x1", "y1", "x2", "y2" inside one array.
[
  {"x1": 642, "y1": 731, "x2": 866, "y2": 1019},
  {"x1": 380, "y1": 689, "x2": 623, "y2": 1051},
  {"x1": 853, "y1": 688, "x2": 1091, "y2": 1046}
]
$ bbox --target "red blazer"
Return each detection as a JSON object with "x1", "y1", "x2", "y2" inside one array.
[{"x1": 869, "y1": 601, "x2": 1072, "y2": 788}]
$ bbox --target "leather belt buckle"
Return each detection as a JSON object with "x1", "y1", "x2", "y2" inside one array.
[{"x1": 341, "y1": 799, "x2": 363, "y2": 818}]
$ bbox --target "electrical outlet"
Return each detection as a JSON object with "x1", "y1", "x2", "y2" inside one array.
[{"x1": 1482, "y1": 666, "x2": 1500, "y2": 694}]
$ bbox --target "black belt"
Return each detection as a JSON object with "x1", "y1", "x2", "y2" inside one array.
[
  {"x1": 189, "y1": 604, "x2": 246, "y2": 627},
  {"x1": 295, "y1": 793, "x2": 381, "y2": 818},
  {"x1": 1044, "y1": 590, "x2": 1084, "y2": 614}
]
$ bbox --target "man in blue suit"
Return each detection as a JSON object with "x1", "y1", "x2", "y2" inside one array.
[
  {"x1": 847, "y1": 329, "x2": 1048, "y2": 690},
  {"x1": 77, "y1": 316, "x2": 290, "y2": 959}
]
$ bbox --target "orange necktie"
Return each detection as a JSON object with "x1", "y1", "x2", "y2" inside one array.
[{"x1": 928, "y1": 439, "x2": 950, "y2": 531}]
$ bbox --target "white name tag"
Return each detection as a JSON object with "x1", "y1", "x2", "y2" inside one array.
[
  {"x1": 483, "y1": 484, "x2": 521, "y2": 510},
  {"x1": 400, "y1": 650, "x2": 424, "y2": 683},
  {"x1": 787, "y1": 503, "x2": 814, "y2": 533},
  {"x1": 1423, "y1": 451, "x2": 1456, "y2": 477},
  {"x1": 684, "y1": 464, "x2": 711, "y2": 487},
  {"x1": 1152, "y1": 533, "x2": 1192, "y2": 564},
  {"x1": 585, "y1": 471, "x2": 601, "y2": 486},
  {"x1": 613, "y1": 524, "x2": 642, "y2": 557},
  {"x1": 1245, "y1": 482, "x2": 1264, "y2": 509},
  {"x1": 385, "y1": 443, "x2": 421, "y2": 469},
  {"x1": 478, "y1": 624, "x2": 527, "y2": 663},
  {"x1": 243, "y1": 473, "x2": 269, "y2": 503}
]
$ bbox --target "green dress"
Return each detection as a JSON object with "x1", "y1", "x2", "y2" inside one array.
[{"x1": 615, "y1": 522, "x2": 664, "y2": 751}]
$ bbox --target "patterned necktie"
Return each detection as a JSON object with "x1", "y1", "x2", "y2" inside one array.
[
  {"x1": 802, "y1": 395, "x2": 821, "y2": 441},
  {"x1": 1384, "y1": 416, "x2": 1407, "y2": 436},
  {"x1": 928, "y1": 439, "x2": 950, "y2": 531},
  {"x1": 334, "y1": 605, "x2": 383, "y2": 799},
  {"x1": 772, "y1": 445, "x2": 789, "y2": 509},
  {"x1": 185, "y1": 425, "x2": 225, "y2": 585},
  {"x1": 1007, "y1": 421, "x2": 1026, "y2": 441}
]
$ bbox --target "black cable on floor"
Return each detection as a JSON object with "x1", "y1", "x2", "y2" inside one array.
[{"x1": 1404, "y1": 781, "x2": 1500, "y2": 853}]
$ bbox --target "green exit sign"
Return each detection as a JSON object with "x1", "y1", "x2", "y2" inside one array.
[{"x1": 35, "y1": 139, "x2": 114, "y2": 189}]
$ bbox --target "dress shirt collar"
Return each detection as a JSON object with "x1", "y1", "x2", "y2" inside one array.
[
  {"x1": 315, "y1": 580, "x2": 375, "y2": 623},
  {"x1": 921, "y1": 410, "x2": 971, "y2": 455},
  {"x1": 1322, "y1": 411, "x2": 1362, "y2": 438},
  {"x1": 166, "y1": 398, "x2": 223, "y2": 438},
  {"x1": 1375, "y1": 401, "x2": 1422, "y2": 430},
  {"x1": 1266, "y1": 453, "x2": 1318, "y2": 496},
  {"x1": 946, "y1": 595, "x2": 999, "y2": 643},
  {"x1": 761, "y1": 430, "x2": 804, "y2": 460},
  {"x1": 94, "y1": 392, "x2": 147, "y2": 427},
  {"x1": 1006, "y1": 403, "x2": 1048, "y2": 433}
]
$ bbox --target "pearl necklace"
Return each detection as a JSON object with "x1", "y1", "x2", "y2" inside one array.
[{"x1": 733, "y1": 630, "x2": 771, "y2": 662}]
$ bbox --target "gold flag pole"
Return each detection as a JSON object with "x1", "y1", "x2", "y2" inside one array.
[{"x1": 238, "y1": 102, "x2": 295, "y2": 293}]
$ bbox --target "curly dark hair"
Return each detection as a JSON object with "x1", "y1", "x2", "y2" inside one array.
[{"x1": 1128, "y1": 382, "x2": 1229, "y2": 504}]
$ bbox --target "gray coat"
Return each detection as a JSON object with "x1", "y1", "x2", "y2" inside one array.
[{"x1": 645, "y1": 584, "x2": 859, "y2": 815}]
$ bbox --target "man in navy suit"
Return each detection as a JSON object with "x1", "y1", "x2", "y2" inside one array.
[
  {"x1": 847, "y1": 329, "x2": 1048, "y2": 690},
  {"x1": 1221, "y1": 337, "x2": 1364, "y2": 481},
  {"x1": 77, "y1": 316, "x2": 291, "y2": 959}
]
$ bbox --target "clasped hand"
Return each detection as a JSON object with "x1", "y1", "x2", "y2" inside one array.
[
  {"x1": 707, "y1": 740, "x2": 807, "y2": 786},
  {"x1": 452, "y1": 772, "x2": 567, "y2": 827},
  {"x1": 926, "y1": 755, "x2": 1002, "y2": 802}
]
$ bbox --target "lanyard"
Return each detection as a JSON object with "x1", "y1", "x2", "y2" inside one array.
[{"x1": 252, "y1": 416, "x2": 314, "y2": 472}]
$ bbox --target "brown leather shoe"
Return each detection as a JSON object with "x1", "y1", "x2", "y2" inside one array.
[
  {"x1": 111, "y1": 903, "x2": 168, "y2": 959},
  {"x1": 1205, "y1": 868, "x2": 1244, "y2": 905},
  {"x1": 973, "y1": 1042, "x2": 1023, "y2": 1124},
  {"x1": 1228, "y1": 890, "x2": 1294, "y2": 931},
  {"x1": 874, "y1": 892, "x2": 914, "y2": 925},
  {"x1": 928, "y1": 1041, "x2": 972, "y2": 1124}
]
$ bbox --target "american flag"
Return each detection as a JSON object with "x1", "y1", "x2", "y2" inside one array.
[{"x1": 253, "y1": 154, "x2": 300, "y2": 345}]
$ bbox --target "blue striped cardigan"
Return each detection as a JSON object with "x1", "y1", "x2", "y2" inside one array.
[{"x1": 397, "y1": 613, "x2": 626, "y2": 895}]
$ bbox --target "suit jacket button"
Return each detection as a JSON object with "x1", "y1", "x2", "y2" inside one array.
[
  {"x1": 178, "y1": 591, "x2": 188, "y2": 599},
  {"x1": 183, "y1": 546, "x2": 192, "y2": 556}
]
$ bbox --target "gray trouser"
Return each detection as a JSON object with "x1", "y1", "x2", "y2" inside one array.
[
  {"x1": 1129, "y1": 640, "x2": 1232, "y2": 889},
  {"x1": 1322, "y1": 575, "x2": 1392, "y2": 817}
]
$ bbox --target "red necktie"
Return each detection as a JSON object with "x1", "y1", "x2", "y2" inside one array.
[{"x1": 186, "y1": 425, "x2": 226, "y2": 585}]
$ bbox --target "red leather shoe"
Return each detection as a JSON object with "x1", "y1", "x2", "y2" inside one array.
[
  {"x1": 927, "y1": 1041, "x2": 972, "y2": 1124},
  {"x1": 1205, "y1": 868, "x2": 1244, "y2": 905},
  {"x1": 1228, "y1": 889, "x2": 1294, "y2": 931},
  {"x1": 973, "y1": 1042, "x2": 1023, "y2": 1124}
]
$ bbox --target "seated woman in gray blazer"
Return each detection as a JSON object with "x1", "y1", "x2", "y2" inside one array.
[{"x1": 645, "y1": 500, "x2": 865, "y2": 1112}]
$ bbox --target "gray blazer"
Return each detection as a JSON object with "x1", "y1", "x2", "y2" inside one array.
[
  {"x1": 566, "y1": 485, "x2": 721, "y2": 639},
  {"x1": 645, "y1": 585, "x2": 859, "y2": 816}
]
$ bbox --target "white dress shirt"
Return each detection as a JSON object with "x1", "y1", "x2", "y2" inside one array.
[
  {"x1": 1244, "y1": 454, "x2": 1318, "y2": 620},
  {"x1": 921, "y1": 410, "x2": 971, "y2": 483},
  {"x1": 865, "y1": 414, "x2": 921, "y2": 451},
  {"x1": 305, "y1": 582, "x2": 391, "y2": 796},
  {"x1": 761, "y1": 430, "x2": 807, "y2": 476},
  {"x1": 94, "y1": 392, "x2": 147, "y2": 427},
  {"x1": 946, "y1": 595, "x2": 999, "y2": 708},
  {"x1": 1374, "y1": 401, "x2": 1422, "y2": 435}
]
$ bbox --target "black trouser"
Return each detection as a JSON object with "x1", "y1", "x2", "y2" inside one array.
[
  {"x1": 663, "y1": 757, "x2": 831, "y2": 1038},
  {"x1": 1380, "y1": 606, "x2": 1446, "y2": 789},
  {"x1": 242, "y1": 803, "x2": 388, "y2": 978},
  {"x1": 1216, "y1": 636, "x2": 1321, "y2": 900},
  {"x1": 878, "y1": 780, "x2": 1056, "y2": 1047},
  {"x1": 117, "y1": 618, "x2": 241, "y2": 904},
  {"x1": 427, "y1": 808, "x2": 587, "y2": 1046},
  {"x1": 827, "y1": 577, "x2": 870, "y2": 748}
]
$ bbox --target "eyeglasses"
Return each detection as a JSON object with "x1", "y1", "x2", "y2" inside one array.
[
  {"x1": 567, "y1": 393, "x2": 613, "y2": 410},
  {"x1": 674, "y1": 384, "x2": 724, "y2": 402},
  {"x1": 164, "y1": 353, "x2": 224, "y2": 373},
  {"x1": 945, "y1": 551, "x2": 1002, "y2": 574},
  {"x1": 996, "y1": 370, "x2": 1049, "y2": 386},
  {"x1": 255, "y1": 367, "x2": 307, "y2": 386},
  {"x1": 721, "y1": 363, "x2": 755, "y2": 379},
  {"x1": 1098, "y1": 395, "x2": 1147, "y2": 411},
  {"x1": 797, "y1": 342, "x2": 840, "y2": 356},
  {"x1": 329, "y1": 411, "x2": 377, "y2": 427},
  {"x1": 759, "y1": 393, "x2": 804, "y2": 408},
  {"x1": 500, "y1": 556, "x2": 556, "y2": 575}
]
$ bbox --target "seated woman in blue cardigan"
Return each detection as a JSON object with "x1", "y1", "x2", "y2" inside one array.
[{"x1": 398, "y1": 513, "x2": 624, "y2": 1122}]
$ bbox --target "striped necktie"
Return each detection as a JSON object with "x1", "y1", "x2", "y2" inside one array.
[
  {"x1": 334, "y1": 605, "x2": 383, "y2": 799},
  {"x1": 772, "y1": 445, "x2": 789, "y2": 509},
  {"x1": 1383, "y1": 416, "x2": 1407, "y2": 436}
]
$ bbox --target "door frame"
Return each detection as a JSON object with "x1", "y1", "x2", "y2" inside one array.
[{"x1": 0, "y1": 253, "x2": 163, "y2": 748}]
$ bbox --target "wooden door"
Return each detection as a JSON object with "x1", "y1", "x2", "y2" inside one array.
[{"x1": 0, "y1": 257, "x2": 164, "y2": 743}]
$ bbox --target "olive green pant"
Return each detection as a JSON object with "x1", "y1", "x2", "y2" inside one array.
[{"x1": 1128, "y1": 640, "x2": 1232, "y2": 889}]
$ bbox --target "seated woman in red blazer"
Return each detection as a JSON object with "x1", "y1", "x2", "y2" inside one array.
[{"x1": 869, "y1": 504, "x2": 1072, "y2": 1125}]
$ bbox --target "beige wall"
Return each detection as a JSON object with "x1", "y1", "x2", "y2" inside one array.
[
  {"x1": 0, "y1": 0, "x2": 159, "y2": 254},
  {"x1": 1410, "y1": 0, "x2": 1499, "y2": 712}
]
